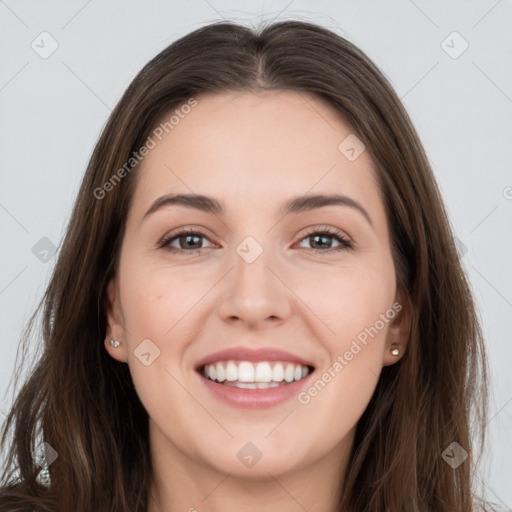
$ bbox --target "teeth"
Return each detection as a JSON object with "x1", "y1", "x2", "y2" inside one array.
[
  {"x1": 238, "y1": 361, "x2": 255, "y2": 382},
  {"x1": 215, "y1": 362, "x2": 225, "y2": 382},
  {"x1": 272, "y1": 363, "x2": 284, "y2": 381},
  {"x1": 284, "y1": 363, "x2": 295, "y2": 383},
  {"x1": 226, "y1": 361, "x2": 238, "y2": 381},
  {"x1": 255, "y1": 362, "x2": 272, "y2": 382},
  {"x1": 202, "y1": 360, "x2": 311, "y2": 386},
  {"x1": 223, "y1": 381, "x2": 281, "y2": 389}
]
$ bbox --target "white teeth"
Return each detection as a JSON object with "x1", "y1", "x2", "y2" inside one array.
[
  {"x1": 215, "y1": 362, "x2": 226, "y2": 382},
  {"x1": 202, "y1": 360, "x2": 312, "y2": 385},
  {"x1": 225, "y1": 361, "x2": 238, "y2": 381},
  {"x1": 284, "y1": 363, "x2": 295, "y2": 383},
  {"x1": 234, "y1": 381, "x2": 257, "y2": 389},
  {"x1": 223, "y1": 381, "x2": 281, "y2": 389},
  {"x1": 238, "y1": 361, "x2": 255, "y2": 382},
  {"x1": 255, "y1": 362, "x2": 272, "y2": 382},
  {"x1": 256, "y1": 381, "x2": 279, "y2": 389},
  {"x1": 272, "y1": 362, "x2": 284, "y2": 381}
]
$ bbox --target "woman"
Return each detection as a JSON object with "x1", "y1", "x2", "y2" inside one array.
[{"x1": 0, "y1": 19, "x2": 491, "y2": 511}]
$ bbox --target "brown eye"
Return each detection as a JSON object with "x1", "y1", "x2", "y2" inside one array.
[
  {"x1": 160, "y1": 229, "x2": 215, "y2": 254},
  {"x1": 174, "y1": 233, "x2": 204, "y2": 250},
  {"x1": 296, "y1": 228, "x2": 352, "y2": 254}
]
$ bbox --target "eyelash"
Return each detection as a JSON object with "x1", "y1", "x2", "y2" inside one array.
[{"x1": 158, "y1": 226, "x2": 353, "y2": 256}]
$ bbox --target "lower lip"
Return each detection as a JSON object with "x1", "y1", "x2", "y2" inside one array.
[{"x1": 198, "y1": 371, "x2": 314, "y2": 409}]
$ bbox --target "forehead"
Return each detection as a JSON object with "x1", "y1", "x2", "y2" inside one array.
[{"x1": 129, "y1": 90, "x2": 382, "y2": 220}]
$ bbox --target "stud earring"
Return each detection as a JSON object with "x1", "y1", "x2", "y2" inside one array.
[
  {"x1": 108, "y1": 339, "x2": 120, "y2": 348},
  {"x1": 390, "y1": 345, "x2": 400, "y2": 356}
]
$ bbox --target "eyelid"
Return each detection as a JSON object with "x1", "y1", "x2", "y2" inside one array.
[{"x1": 294, "y1": 225, "x2": 352, "y2": 243}]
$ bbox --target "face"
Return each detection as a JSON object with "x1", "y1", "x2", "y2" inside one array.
[{"x1": 105, "y1": 90, "x2": 409, "y2": 480}]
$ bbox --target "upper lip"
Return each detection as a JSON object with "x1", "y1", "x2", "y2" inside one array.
[{"x1": 195, "y1": 347, "x2": 315, "y2": 370}]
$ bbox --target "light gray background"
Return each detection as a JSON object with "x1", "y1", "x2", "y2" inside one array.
[{"x1": 1, "y1": 0, "x2": 511, "y2": 508}]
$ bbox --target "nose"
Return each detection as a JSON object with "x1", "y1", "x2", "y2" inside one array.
[{"x1": 216, "y1": 243, "x2": 293, "y2": 329}]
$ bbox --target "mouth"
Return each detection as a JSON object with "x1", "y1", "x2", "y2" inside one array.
[
  {"x1": 194, "y1": 346, "x2": 316, "y2": 408},
  {"x1": 199, "y1": 360, "x2": 315, "y2": 389}
]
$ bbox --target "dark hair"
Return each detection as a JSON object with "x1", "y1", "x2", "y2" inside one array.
[{"x1": 1, "y1": 19, "x2": 490, "y2": 511}]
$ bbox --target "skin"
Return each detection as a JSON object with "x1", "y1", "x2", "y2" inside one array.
[{"x1": 104, "y1": 90, "x2": 410, "y2": 512}]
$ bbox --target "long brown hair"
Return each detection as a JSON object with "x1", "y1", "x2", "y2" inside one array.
[{"x1": 0, "y1": 19, "x2": 490, "y2": 511}]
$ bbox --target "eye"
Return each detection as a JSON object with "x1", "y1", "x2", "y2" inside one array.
[
  {"x1": 296, "y1": 227, "x2": 353, "y2": 254},
  {"x1": 159, "y1": 228, "x2": 216, "y2": 254},
  {"x1": 159, "y1": 226, "x2": 353, "y2": 256}
]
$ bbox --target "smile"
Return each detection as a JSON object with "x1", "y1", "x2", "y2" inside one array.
[
  {"x1": 195, "y1": 346, "x2": 316, "y2": 408},
  {"x1": 201, "y1": 360, "x2": 313, "y2": 389}
]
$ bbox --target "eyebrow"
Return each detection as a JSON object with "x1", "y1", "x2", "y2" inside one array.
[{"x1": 142, "y1": 192, "x2": 373, "y2": 227}]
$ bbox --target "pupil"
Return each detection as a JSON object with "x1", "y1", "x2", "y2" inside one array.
[
  {"x1": 312, "y1": 234, "x2": 331, "y2": 249},
  {"x1": 182, "y1": 235, "x2": 201, "y2": 249}
]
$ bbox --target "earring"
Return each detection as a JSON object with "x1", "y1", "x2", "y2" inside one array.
[
  {"x1": 36, "y1": 460, "x2": 51, "y2": 488},
  {"x1": 390, "y1": 345, "x2": 400, "y2": 356},
  {"x1": 108, "y1": 339, "x2": 120, "y2": 348}
]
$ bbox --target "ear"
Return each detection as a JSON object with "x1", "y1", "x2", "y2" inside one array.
[
  {"x1": 382, "y1": 288, "x2": 411, "y2": 367},
  {"x1": 104, "y1": 277, "x2": 129, "y2": 363}
]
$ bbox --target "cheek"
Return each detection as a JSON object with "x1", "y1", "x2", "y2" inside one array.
[
  {"x1": 118, "y1": 251, "x2": 211, "y2": 340},
  {"x1": 291, "y1": 259, "x2": 396, "y2": 344},
  {"x1": 292, "y1": 263, "x2": 396, "y2": 435},
  {"x1": 117, "y1": 255, "x2": 214, "y2": 408},
  {"x1": 117, "y1": 260, "x2": 201, "y2": 427}
]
